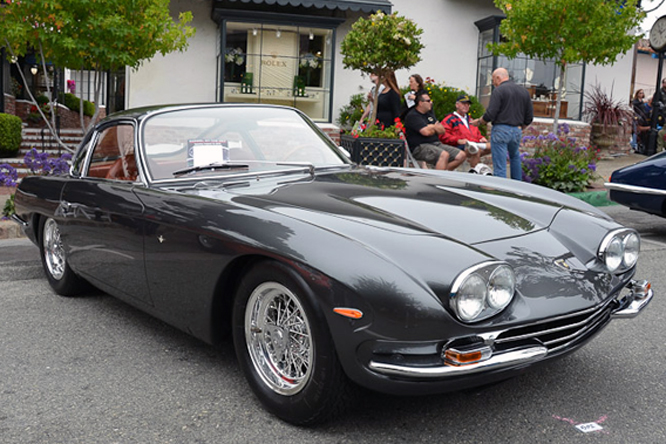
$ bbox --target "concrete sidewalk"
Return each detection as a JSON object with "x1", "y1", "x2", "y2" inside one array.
[{"x1": 0, "y1": 152, "x2": 648, "y2": 240}]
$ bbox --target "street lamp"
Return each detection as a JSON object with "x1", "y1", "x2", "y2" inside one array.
[{"x1": 30, "y1": 65, "x2": 38, "y2": 75}]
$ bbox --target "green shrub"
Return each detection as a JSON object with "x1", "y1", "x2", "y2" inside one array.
[
  {"x1": 337, "y1": 93, "x2": 366, "y2": 131},
  {"x1": 60, "y1": 92, "x2": 96, "y2": 117},
  {"x1": 83, "y1": 100, "x2": 96, "y2": 118},
  {"x1": 3, "y1": 194, "x2": 14, "y2": 219},
  {"x1": 0, "y1": 113, "x2": 23, "y2": 157},
  {"x1": 36, "y1": 95, "x2": 49, "y2": 106}
]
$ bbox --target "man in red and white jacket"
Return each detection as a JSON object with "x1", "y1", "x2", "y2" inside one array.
[{"x1": 439, "y1": 95, "x2": 492, "y2": 168}]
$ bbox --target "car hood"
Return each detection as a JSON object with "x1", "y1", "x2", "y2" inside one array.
[{"x1": 196, "y1": 167, "x2": 607, "y2": 245}]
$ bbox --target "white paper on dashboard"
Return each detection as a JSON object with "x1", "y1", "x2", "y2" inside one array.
[{"x1": 187, "y1": 140, "x2": 229, "y2": 167}]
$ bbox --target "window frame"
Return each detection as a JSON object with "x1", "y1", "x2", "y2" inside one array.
[{"x1": 215, "y1": 11, "x2": 342, "y2": 123}]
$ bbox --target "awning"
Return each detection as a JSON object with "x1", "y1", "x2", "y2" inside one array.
[{"x1": 219, "y1": 0, "x2": 392, "y2": 14}]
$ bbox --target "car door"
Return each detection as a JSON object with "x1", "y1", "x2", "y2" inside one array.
[{"x1": 59, "y1": 122, "x2": 152, "y2": 305}]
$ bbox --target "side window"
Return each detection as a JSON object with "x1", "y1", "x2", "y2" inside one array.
[{"x1": 86, "y1": 124, "x2": 137, "y2": 181}]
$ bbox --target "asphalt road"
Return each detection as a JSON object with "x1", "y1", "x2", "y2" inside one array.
[{"x1": 1, "y1": 206, "x2": 665, "y2": 444}]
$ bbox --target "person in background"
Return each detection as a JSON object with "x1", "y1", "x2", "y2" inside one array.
[
  {"x1": 404, "y1": 92, "x2": 466, "y2": 171},
  {"x1": 375, "y1": 71, "x2": 402, "y2": 129},
  {"x1": 360, "y1": 73, "x2": 384, "y2": 123},
  {"x1": 439, "y1": 94, "x2": 491, "y2": 168},
  {"x1": 651, "y1": 78, "x2": 666, "y2": 129},
  {"x1": 470, "y1": 68, "x2": 533, "y2": 179},
  {"x1": 631, "y1": 89, "x2": 650, "y2": 153},
  {"x1": 404, "y1": 74, "x2": 425, "y2": 110}
]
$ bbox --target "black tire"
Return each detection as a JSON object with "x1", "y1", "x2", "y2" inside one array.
[
  {"x1": 232, "y1": 260, "x2": 352, "y2": 426},
  {"x1": 39, "y1": 217, "x2": 88, "y2": 296}
]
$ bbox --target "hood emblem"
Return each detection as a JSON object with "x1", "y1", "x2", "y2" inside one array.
[
  {"x1": 158, "y1": 235, "x2": 165, "y2": 244},
  {"x1": 554, "y1": 258, "x2": 570, "y2": 270}
]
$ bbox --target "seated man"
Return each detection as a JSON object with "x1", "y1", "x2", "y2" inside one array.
[
  {"x1": 439, "y1": 94, "x2": 492, "y2": 168},
  {"x1": 403, "y1": 93, "x2": 465, "y2": 170}
]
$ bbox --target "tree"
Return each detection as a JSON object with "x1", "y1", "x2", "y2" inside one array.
[
  {"x1": 491, "y1": 0, "x2": 644, "y2": 132},
  {"x1": 340, "y1": 11, "x2": 424, "y2": 131},
  {"x1": 0, "y1": 0, "x2": 195, "y2": 150}
]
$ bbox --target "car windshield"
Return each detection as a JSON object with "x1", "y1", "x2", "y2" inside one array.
[{"x1": 141, "y1": 106, "x2": 348, "y2": 180}]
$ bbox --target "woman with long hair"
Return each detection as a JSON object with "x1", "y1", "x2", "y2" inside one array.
[{"x1": 375, "y1": 71, "x2": 402, "y2": 128}]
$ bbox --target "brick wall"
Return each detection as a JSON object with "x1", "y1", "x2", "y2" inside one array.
[
  {"x1": 3, "y1": 94, "x2": 15, "y2": 115},
  {"x1": 317, "y1": 123, "x2": 341, "y2": 145},
  {"x1": 519, "y1": 118, "x2": 592, "y2": 153}
]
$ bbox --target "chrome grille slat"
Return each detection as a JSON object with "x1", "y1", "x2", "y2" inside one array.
[
  {"x1": 494, "y1": 306, "x2": 607, "y2": 345},
  {"x1": 494, "y1": 300, "x2": 614, "y2": 354},
  {"x1": 543, "y1": 309, "x2": 610, "y2": 352}
]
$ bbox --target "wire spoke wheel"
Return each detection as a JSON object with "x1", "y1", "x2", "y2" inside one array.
[
  {"x1": 245, "y1": 282, "x2": 313, "y2": 396},
  {"x1": 43, "y1": 218, "x2": 66, "y2": 280}
]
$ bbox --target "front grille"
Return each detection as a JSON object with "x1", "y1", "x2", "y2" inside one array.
[{"x1": 494, "y1": 301, "x2": 614, "y2": 355}]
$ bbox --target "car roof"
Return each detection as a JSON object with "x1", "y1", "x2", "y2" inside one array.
[{"x1": 101, "y1": 103, "x2": 297, "y2": 124}]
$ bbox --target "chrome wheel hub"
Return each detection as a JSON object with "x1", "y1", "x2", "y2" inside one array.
[
  {"x1": 245, "y1": 282, "x2": 313, "y2": 396},
  {"x1": 43, "y1": 219, "x2": 66, "y2": 280}
]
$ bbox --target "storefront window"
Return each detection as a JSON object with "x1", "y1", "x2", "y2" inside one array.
[
  {"x1": 220, "y1": 22, "x2": 333, "y2": 122},
  {"x1": 475, "y1": 16, "x2": 584, "y2": 120}
]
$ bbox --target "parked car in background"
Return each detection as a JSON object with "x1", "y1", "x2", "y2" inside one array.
[
  {"x1": 606, "y1": 152, "x2": 666, "y2": 217},
  {"x1": 13, "y1": 104, "x2": 653, "y2": 425}
]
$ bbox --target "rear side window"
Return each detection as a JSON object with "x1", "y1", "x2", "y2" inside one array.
[{"x1": 85, "y1": 124, "x2": 138, "y2": 181}]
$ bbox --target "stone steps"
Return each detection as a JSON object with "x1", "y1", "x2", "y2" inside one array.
[{"x1": 20, "y1": 127, "x2": 84, "y2": 154}]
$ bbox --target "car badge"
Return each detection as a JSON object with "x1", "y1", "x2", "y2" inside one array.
[
  {"x1": 158, "y1": 235, "x2": 165, "y2": 244},
  {"x1": 554, "y1": 258, "x2": 570, "y2": 270}
]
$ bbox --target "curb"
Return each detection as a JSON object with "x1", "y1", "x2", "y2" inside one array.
[
  {"x1": 0, "y1": 219, "x2": 25, "y2": 240},
  {"x1": 568, "y1": 190, "x2": 617, "y2": 207}
]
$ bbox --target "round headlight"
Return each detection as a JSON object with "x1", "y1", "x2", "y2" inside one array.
[
  {"x1": 604, "y1": 237, "x2": 623, "y2": 272},
  {"x1": 455, "y1": 273, "x2": 487, "y2": 322},
  {"x1": 622, "y1": 232, "x2": 640, "y2": 269},
  {"x1": 487, "y1": 265, "x2": 516, "y2": 310}
]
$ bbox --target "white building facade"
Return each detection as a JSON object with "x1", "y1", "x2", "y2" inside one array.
[{"x1": 124, "y1": 0, "x2": 637, "y2": 125}]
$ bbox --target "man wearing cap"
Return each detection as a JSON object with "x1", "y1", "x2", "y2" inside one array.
[
  {"x1": 439, "y1": 94, "x2": 492, "y2": 169},
  {"x1": 403, "y1": 92, "x2": 466, "y2": 170},
  {"x1": 471, "y1": 68, "x2": 533, "y2": 179}
]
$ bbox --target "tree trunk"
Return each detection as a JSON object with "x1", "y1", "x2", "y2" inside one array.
[
  {"x1": 367, "y1": 73, "x2": 385, "y2": 132},
  {"x1": 552, "y1": 63, "x2": 566, "y2": 134}
]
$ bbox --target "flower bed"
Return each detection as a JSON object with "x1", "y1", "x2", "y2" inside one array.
[{"x1": 521, "y1": 123, "x2": 599, "y2": 193}]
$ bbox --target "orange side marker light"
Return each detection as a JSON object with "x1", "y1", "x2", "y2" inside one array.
[{"x1": 333, "y1": 307, "x2": 364, "y2": 319}]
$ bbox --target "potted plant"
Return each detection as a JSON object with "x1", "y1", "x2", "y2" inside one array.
[
  {"x1": 339, "y1": 11, "x2": 423, "y2": 166},
  {"x1": 340, "y1": 118, "x2": 407, "y2": 167},
  {"x1": 583, "y1": 84, "x2": 633, "y2": 153}
]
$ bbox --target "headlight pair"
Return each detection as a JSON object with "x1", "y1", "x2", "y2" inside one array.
[
  {"x1": 449, "y1": 262, "x2": 516, "y2": 323},
  {"x1": 598, "y1": 229, "x2": 640, "y2": 274}
]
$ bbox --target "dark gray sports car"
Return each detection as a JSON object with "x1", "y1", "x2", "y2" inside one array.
[{"x1": 12, "y1": 104, "x2": 653, "y2": 425}]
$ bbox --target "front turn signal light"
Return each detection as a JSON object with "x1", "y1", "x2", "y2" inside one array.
[{"x1": 444, "y1": 346, "x2": 492, "y2": 366}]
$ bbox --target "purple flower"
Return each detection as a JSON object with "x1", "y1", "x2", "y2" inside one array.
[
  {"x1": 23, "y1": 148, "x2": 71, "y2": 176},
  {"x1": 0, "y1": 164, "x2": 18, "y2": 187}
]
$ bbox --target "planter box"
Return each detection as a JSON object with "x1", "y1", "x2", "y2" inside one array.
[
  {"x1": 590, "y1": 123, "x2": 631, "y2": 157},
  {"x1": 340, "y1": 134, "x2": 405, "y2": 167}
]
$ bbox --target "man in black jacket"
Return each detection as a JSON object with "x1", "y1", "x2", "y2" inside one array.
[{"x1": 471, "y1": 68, "x2": 533, "y2": 179}]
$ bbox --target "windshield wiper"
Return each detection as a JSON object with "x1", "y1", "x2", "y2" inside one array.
[{"x1": 173, "y1": 162, "x2": 250, "y2": 177}]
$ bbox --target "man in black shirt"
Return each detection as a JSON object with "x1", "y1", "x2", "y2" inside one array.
[
  {"x1": 404, "y1": 93, "x2": 466, "y2": 170},
  {"x1": 471, "y1": 68, "x2": 533, "y2": 179}
]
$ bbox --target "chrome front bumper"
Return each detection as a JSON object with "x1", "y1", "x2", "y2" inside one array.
[
  {"x1": 369, "y1": 345, "x2": 548, "y2": 378},
  {"x1": 611, "y1": 279, "x2": 653, "y2": 318},
  {"x1": 369, "y1": 279, "x2": 653, "y2": 379},
  {"x1": 605, "y1": 182, "x2": 666, "y2": 196}
]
